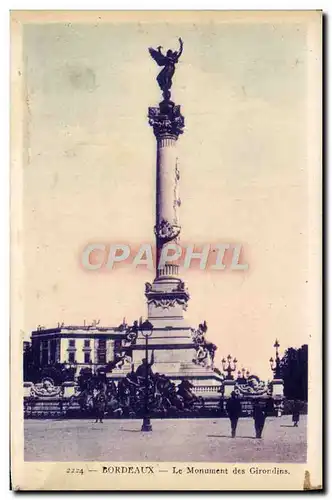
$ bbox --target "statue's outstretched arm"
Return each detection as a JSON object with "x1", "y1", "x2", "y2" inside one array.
[{"x1": 177, "y1": 37, "x2": 183, "y2": 60}]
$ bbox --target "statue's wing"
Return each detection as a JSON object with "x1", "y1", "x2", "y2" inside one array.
[{"x1": 149, "y1": 48, "x2": 166, "y2": 66}]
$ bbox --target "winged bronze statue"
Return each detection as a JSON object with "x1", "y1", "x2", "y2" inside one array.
[{"x1": 149, "y1": 38, "x2": 183, "y2": 100}]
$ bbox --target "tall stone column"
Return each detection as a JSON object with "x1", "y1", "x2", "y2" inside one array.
[
  {"x1": 145, "y1": 100, "x2": 189, "y2": 327},
  {"x1": 150, "y1": 101, "x2": 183, "y2": 278}
]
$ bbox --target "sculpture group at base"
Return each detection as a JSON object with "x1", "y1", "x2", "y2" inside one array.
[
  {"x1": 24, "y1": 369, "x2": 284, "y2": 420},
  {"x1": 72, "y1": 360, "x2": 205, "y2": 419}
]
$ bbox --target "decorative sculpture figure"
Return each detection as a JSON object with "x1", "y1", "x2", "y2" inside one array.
[
  {"x1": 191, "y1": 321, "x2": 217, "y2": 369},
  {"x1": 149, "y1": 38, "x2": 183, "y2": 101}
]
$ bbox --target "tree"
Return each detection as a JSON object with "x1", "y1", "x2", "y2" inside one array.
[
  {"x1": 23, "y1": 349, "x2": 77, "y2": 385},
  {"x1": 280, "y1": 344, "x2": 308, "y2": 401},
  {"x1": 23, "y1": 344, "x2": 40, "y2": 383}
]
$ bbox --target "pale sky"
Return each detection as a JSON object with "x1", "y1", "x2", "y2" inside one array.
[{"x1": 22, "y1": 15, "x2": 318, "y2": 379}]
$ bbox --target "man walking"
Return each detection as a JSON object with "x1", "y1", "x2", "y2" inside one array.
[
  {"x1": 226, "y1": 391, "x2": 242, "y2": 438},
  {"x1": 292, "y1": 400, "x2": 301, "y2": 427},
  {"x1": 253, "y1": 399, "x2": 266, "y2": 438}
]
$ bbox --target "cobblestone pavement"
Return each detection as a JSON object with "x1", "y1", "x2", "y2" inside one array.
[{"x1": 25, "y1": 415, "x2": 306, "y2": 463}]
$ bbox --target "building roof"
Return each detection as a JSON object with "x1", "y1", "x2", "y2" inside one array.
[{"x1": 31, "y1": 323, "x2": 128, "y2": 339}]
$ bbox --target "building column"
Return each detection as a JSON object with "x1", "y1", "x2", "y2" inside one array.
[{"x1": 149, "y1": 101, "x2": 184, "y2": 279}]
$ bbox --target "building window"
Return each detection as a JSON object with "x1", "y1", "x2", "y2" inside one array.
[
  {"x1": 98, "y1": 339, "x2": 106, "y2": 349},
  {"x1": 84, "y1": 352, "x2": 91, "y2": 363},
  {"x1": 97, "y1": 338, "x2": 106, "y2": 364},
  {"x1": 32, "y1": 339, "x2": 40, "y2": 366},
  {"x1": 68, "y1": 339, "x2": 76, "y2": 348},
  {"x1": 68, "y1": 351, "x2": 76, "y2": 363},
  {"x1": 97, "y1": 352, "x2": 106, "y2": 364},
  {"x1": 114, "y1": 339, "x2": 122, "y2": 353},
  {"x1": 55, "y1": 339, "x2": 60, "y2": 363},
  {"x1": 41, "y1": 341, "x2": 49, "y2": 366},
  {"x1": 84, "y1": 340, "x2": 90, "y2": 348},
  {"x1": 49, "y1": 339, "x2": 57, "y2": 364}
]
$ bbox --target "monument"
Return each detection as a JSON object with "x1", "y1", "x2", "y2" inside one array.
[
  {"x1": 128, "y1": 39, "x2": 222, "y2": 393},
  {"x1": 24, "y1": 39, "x2": 284, "y2": 415}
]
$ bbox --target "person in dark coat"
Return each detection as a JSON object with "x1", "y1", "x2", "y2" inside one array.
[
  {"x1": 265, "y1": 396, "x2": 275, "y2": 416},
  {"x1": 292, "y1": 400, "x2": 301, "y2": 427},
  {"x1": 94, "y1": 391, "x2": 107, "y2": 423},
  {"x1": 226, "y1": 391, "x2": 242, "y2": 438},
  {"x1": 253, "y1": 399, "x2": 266, "y2": 438}
]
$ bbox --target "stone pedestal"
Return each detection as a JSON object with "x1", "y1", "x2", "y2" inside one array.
[
  {"x1": 271, "y1": 379, "x2": 284, "y2": 398},
  {"x1": 145, "y1": 278, "x2": 189, "y2": 328},
  {"x1": 62, "y1": 381, "x2": 76, "y2": 398},
  {"x1": 223, "y1": 380, "x2": 236, "y2": 398},
  {"x1": 270, "y1": 379, "x2": 284, "y2": 416},
  {"x1": 23, "y1": 381, "x2": 33, "y2": 397}
]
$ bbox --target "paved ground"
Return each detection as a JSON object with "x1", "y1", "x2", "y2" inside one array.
[{"x1": 25, "y1": 415, "x2": 307, "y2": 463}]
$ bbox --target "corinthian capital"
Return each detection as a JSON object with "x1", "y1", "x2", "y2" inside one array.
[{"x1": 148, "y1": 103, "x2": 185, "y2": 139}]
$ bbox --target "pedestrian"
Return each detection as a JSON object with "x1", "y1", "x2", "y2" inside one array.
[
  {"x1": 292, "y1": 400, "x2": 300, "y2": 427},
  {"x1": 94, "y1": 390, "x2": 106, "y2": 423},
  {"x1": 226, "y1": 391, "x2": 242, "y2": 438},
  {"x1": 265, "y1": 396, "x2": 275, "y2": 416},
  {"x1": 252, "y1": 399, "x2": 266, "y2": 439}
]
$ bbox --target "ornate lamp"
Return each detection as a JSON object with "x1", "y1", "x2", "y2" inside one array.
[
  {"x1": 269, "y1": 339, "x2": 282, "y2": 379},
  {"x1": 222, "y1": 355, "x2": 237, "y2": 380},
  {"x1": 139, "y1": 319, "x2": 154, "y2": 432}
]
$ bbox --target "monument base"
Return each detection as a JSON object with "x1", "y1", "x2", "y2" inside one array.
[
  {"x1": 107, "y1": 327, "x2": 223, "y2": 403},
  {"x1": 106, "y1": 276, "x2": 223, "y2": 399}
]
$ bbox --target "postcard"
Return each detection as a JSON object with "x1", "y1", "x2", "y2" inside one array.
[{"x1": 10, "y1": 10, "x2": 322, "y2": 491}]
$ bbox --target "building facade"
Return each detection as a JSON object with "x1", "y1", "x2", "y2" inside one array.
[{"x1": 29, "y1": 323, "x2": 130, "y2": 373}]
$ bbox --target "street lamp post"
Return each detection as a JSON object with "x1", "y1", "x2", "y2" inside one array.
[
  {"x1": 269, "y1": 339, "x2": 281, "y2": 379},
  {"x1": 139, "y1": 319, "x2": 154, "y2": 432},
  {"x1": 222, "y1": 355, "x2": 238, "y2": 380}
]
